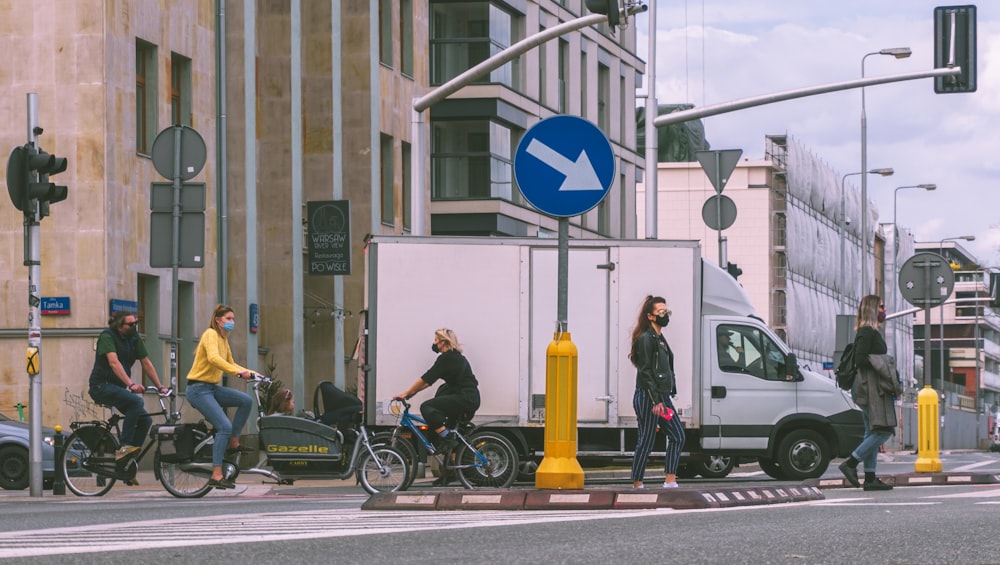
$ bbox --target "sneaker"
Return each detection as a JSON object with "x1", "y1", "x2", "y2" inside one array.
[
  {"x1": 663, "y1": 481, "x2": 679, "y2": 489},
  {"x1": 838, "y1": 460, "x2": 860, "y2": 488},
  {"x1": 433, "y1": 432, "x2": 458, "y2": 454},
  {"x1": 863, "y1": 477, "x2": 893, "y2": 491},
  {"x1": 115, "y1": 445, "x2": 141, "y2": 461}
]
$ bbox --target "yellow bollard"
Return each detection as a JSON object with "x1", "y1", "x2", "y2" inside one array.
[
  {"x1": 914, "y1": 385, "x2": 943, "y2": 473},
  {"x1": 535, "y1": 331, "x2": 585, "y2": 489}
]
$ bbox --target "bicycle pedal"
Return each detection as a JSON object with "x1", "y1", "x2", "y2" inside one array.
[{"x1": 124, "y1": 478, "x2": 140, "y2": 486}]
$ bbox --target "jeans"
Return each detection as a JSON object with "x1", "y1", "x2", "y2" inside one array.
[
  {"x1": 90, "y1": 383, "x2": 151, "y2": 448},
  {"x1": 185, "y1": 381, "x2": 253, "y2": 467},
  {"x1": 852, "y1": 405, "x2": 893, "y2": 472}
]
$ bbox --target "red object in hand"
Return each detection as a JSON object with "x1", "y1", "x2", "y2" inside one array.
[{"x1": 659, "y1": 407, "x2": 674, "y2": 421}]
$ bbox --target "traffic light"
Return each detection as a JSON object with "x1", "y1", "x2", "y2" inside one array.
[
  {"x1": 6, "y1": 144, "x2": 68, "y2": 216},
  {"x1": 726, "y1": 262, "x2": 743, "y2": 280},
  {"x1": 934, "y1": 5, "x2": 977, "y2": 94},
  {"x1": 585, "y1": 0, "x2": 620, "y2": 28}
]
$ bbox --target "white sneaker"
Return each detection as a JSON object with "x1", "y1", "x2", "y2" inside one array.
[
  {"x1": 663, "y1": 481, "x2": 679, "y2": 488},
  {"x1": 115, "y1": 445, "x2": 141, "y2": 461}
]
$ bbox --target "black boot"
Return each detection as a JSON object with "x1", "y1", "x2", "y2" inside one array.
[
  {"x1": 863, "y1": 476, "x2": 893, "y2": 491},
  {"x1": 838, "y1": 458, "x2": 860, "y2": 488}
]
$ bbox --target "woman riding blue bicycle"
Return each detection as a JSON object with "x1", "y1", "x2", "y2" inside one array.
[{"x1": 394, "y1": 328, "x2": 480, "y2": 452}]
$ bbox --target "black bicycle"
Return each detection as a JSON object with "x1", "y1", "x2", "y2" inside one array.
[{"x1": 60, "y1": 386, "x2": 179, "y2": 497}]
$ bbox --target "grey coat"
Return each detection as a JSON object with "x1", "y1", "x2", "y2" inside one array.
[{"x1": 852, "y1": 353, "x2": 902, "y2": 430}]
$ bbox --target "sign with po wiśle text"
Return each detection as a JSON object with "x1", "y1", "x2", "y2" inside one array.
[{"x1": 307, "y1": 200, "x2": 351, "y2": 276}]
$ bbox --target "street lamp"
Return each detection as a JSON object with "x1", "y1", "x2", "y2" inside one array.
[
  {"x1": 891, "y1": 184, "x2": 936, "y2": 354},
  {"x1": 937, "y1": 235, "x2": 975, "y2": 395},
  {"x1": 840, "y1": 167, "x2": 894, "y2": 309},
  {"x1": 860, "y1": 47, "x2": 911, "y2": 297}
]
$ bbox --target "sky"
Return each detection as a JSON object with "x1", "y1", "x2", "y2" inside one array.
[{"x1": 633, "y1": 1, "x2": 999, "y2": 265}]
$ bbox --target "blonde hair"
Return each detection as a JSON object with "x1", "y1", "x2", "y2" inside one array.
[
  {"x1": 435, "y1": 328, "x2": 462, "y2": 353},
  {"x1": 855, "y1": 294, "x2": 881, "y2": 331}
]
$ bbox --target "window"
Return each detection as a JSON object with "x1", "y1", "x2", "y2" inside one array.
[
  {"x1": 136, "y1": 39, "x2": 157, "y2": 154},
  {"x1": 431, "y1": 119, "x2": 513, "y2": 200},
  {"x1": 431, "y1": 1, "x2": 519, "y2": 89},
  {"x1": 722, "y1": 326, "x2": 789, "y2": 382},
  {"x1": 400, "y1": 0, "x2": 414, "y2": 76},
  {"x1": 597, "y1": 197, "x2": 609, "y2": 236},
  {"x1": 170, "y1": 53, "x2": 192, "y2": 126},
  {"x1": 380, "y1": 134, "x2": 394, "y2": 225},
  {"x1": 619, "y1": 73, "x2": 627, "y2": 143},
  {"x1": 379, "y1": 0, "x2": 393, "y2": 67},
  {"x1": 580, "y1": 49, "x2": 588, "y2": 118},
  {"x1": 597, "y1": 63, "x2": 610, "y2": 133},
  {"x1": 402, "y1": 141, "x2": 412, "y2": 230}
]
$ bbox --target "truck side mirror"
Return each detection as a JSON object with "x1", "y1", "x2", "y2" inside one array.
[{"x1": 784, "y1": 353, "x2": 804, "y2": 382}]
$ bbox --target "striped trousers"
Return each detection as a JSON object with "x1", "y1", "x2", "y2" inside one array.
[{"x1": 631, "y1": 388, "x2": 686, "y2": 483}]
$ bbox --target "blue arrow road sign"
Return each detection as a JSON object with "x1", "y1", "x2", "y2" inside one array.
[{"x1": 513, "y1": 115, "x2": 615, "y2": 217}]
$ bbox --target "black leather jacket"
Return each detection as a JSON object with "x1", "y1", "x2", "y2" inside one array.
[{"x1": 634, "y1": 328, "x2": 676, "y2": 396}]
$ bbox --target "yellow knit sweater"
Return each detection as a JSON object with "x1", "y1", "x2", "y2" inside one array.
[{"x1": 185, "y1": 328, "x2": 248, "y2": 384}]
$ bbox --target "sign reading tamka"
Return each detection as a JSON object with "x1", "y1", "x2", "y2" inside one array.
[{"x1": 307, "y1": 200, "x2": 351, "y2": 276}]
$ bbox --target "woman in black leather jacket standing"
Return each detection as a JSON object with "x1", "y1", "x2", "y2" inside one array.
[{"x1": 628, "y1": 295, "x2": 686, "y2": 489}]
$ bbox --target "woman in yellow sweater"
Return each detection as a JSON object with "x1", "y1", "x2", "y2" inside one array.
[{"x1": 185, "y1": 304, "x2": 254, "y2": 489}]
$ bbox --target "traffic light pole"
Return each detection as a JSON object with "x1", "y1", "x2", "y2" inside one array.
[{"x1": 24, "y1": 93, "x2": 44, "y2": 497}]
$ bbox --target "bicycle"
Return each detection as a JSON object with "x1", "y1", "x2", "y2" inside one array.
[
  {"x1": 212, "y1": 374, "x2": 410, "y2": 495},
  {"x1": 60, "y1": 386, "x2": 179, "y2": 497},
  {"x1": 374, "y1": 399, "x2": 518, "y2": 490}
]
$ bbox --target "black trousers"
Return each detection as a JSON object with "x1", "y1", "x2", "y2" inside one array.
[{"x1": 421, "y1": 394, "x2": 478, "y2": 430}]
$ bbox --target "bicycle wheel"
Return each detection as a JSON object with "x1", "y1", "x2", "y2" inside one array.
[
  {"x1": 355, "y1": 445, "x2": 408, "y2": 494},
  {"x1": 370, "y1": 431, "x2": 419, "y2": 490},
  {"x1": 455, "y1": 431, "x2": 518, "y2": 489},
  {"x1": 155, "y1": 451, "x2": 214, "y2": 498},
  {"x1": 62, "y1": 426, "x2": 118, "y2": 497}
]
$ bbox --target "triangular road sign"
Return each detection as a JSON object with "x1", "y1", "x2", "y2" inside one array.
[{"x1": 696, "y1": 149, "x2": 743, "y2": 194}]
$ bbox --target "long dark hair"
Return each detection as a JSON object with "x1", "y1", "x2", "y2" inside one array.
[{"x1": 628, "y1": 295, "x2": 665, "y2": 367}]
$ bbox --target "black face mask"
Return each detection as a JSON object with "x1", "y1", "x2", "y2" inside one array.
[
  {"x1": 431, "y1": 343, "x2": 440, "y2": 353},
  {"x1": 654, "y1": 314, "x2": 670, "y2": 328}
]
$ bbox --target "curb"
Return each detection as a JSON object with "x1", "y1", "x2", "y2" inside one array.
[
  {"x1": 361, "y1": 484, "x2": 825, "y2": 511},
  {"x1": 810, "y1": 471, "x2": 1000, "y2": 490}
]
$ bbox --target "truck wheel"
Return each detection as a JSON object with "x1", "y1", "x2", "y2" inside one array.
[
  {"x1": 775, "y1": 430, "x2": 829, "y2": 480},
  {"x1": 757, "y1": 457, "x2": 788, "y2": 480},
  {"x1": 698, "y1": 455, "x2": 735, "y2": 479}
]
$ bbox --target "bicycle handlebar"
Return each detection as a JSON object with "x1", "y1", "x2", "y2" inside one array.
[
  {"x1": 248, "y1": 373, "x2": 272, "y2": 384},
  {"x1": 143, "y1": 386, "x2": 174, "y2": 398}
]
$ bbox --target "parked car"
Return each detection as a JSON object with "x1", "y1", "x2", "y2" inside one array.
[{"x1": 0, "y1": 412, "x2": 69, "y2": 490}]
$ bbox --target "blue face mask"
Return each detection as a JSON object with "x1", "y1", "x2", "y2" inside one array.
[{"x1": 222, "y1": 321, "x2": 236, "y2": 332}]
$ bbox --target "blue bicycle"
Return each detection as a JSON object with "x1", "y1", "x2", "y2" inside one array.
[{"x1": 374, "y1": 399, "x2": 518, "y2": 490}]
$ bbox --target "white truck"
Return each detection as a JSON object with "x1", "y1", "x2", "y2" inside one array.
[{"x1": 362, "y1": 236, "x2": 863, "y2": 481}]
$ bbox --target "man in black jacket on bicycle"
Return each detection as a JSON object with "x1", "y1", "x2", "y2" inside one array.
[{"x1": 88, "y1": 311, "x2": 169, "y2": 460}]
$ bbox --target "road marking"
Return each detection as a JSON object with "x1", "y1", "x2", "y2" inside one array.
[
  {"x1": 924, "y1": 487, "x2": 1000, "y2": 499},
  {"x1": 950, "y1": 460, "x2": 995, "y2": 472},
  {"x1": 0, "y1": 503, "x2": 816, "y2": 558}
]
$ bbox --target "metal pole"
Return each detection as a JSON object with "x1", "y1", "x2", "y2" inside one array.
[
  {"x1": 644, "y1": 0, "x2": 657, "y2": 239},
  {"x1": 938, "y1": 241, "x2": 947, "y2": 394},
  {"x1": 975, "y1": 284, "x2": 982, "y2": 447},
  {"x1": 860, "y1": 56, "x2": 869, "y2": 298},
  {"x1": 557, "y1": 218, "x2": 568, "y2": 331},
  {"x1": 26, "y1": 93, "x2": 43, "y2": 497},
  {"x1": 170, "y1": 127, "x2": 182, "y2": 418}
]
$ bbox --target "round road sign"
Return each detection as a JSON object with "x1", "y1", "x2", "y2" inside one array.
[
  {"x1": 898, "y1": 252, "x2": 955, "y2": 307},
  {"x1": 701, "y1": 194, "x2": 737, "y2": 230},
  {"x1": 151, "y1": 125, "x2": 207, "y2": 181}
]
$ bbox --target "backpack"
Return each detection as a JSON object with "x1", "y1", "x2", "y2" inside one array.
[{"x1": 834, "y1": 343, "x2": 858, "y2": 390}]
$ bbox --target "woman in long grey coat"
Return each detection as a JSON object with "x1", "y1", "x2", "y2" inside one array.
[{"x1": 838, "y1": 295, "x2": 902, "y2": 491}]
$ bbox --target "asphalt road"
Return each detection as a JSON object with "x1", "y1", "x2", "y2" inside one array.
[{"x1": 2, "y1": 450, "x2": 998, "y2": 564}]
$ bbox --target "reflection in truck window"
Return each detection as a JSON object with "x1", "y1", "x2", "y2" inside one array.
[{"x1": 719, "y1": 325, "x2": 787, "y2": 381}]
